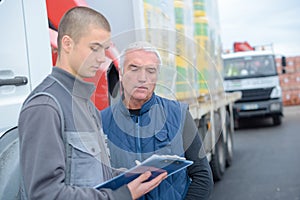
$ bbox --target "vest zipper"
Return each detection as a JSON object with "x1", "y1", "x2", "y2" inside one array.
[{"x1": 136, "y1": 116, "x2": 142, "y2": 161}]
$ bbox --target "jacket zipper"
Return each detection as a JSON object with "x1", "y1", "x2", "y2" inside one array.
[{"x1": 135, "y1": 116, "x2": 142, "y2": 161}]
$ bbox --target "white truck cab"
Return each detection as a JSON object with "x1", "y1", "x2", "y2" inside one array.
[
  {"x1": 0, "y1": 0, "x2": 52, "y2": 136},
  {"x1": 222, "y1": 49, "x2": 284, "y2": 126},
  {"x1": 0, "y1": 1, "x2": 52, "y2": 198}
]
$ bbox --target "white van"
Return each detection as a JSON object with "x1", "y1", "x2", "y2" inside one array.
[{"x1": 0, "y1": 0, "x2": 52, "y2": 136}]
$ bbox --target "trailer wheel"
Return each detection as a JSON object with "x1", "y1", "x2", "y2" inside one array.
[
  {"x1": 234, "y1": 118, "x2": 239, "y2": 129},
  {"x1": 225, "y1": 111, "x2": 234, "y2": 167},
  {"x1": 225, "y1": 125, "x2": 234, "y2": 167},
  {"x1": 210, "y1": 134, "x2": 226, "y2": 181},
  {"x1": 273, "y1": 115, "x2": 282, "y2": 126}
]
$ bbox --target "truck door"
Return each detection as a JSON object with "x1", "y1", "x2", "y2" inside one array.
[{"x1": 0, "y1": 0, "x2": 51, "y2": 134}]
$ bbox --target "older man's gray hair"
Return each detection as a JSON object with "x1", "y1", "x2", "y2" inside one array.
[{"x1": 118, "y1": 41, "x2": 162, "y2": 74}]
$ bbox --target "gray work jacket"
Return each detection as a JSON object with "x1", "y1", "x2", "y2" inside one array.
[{"x1": 18, "y1": 67, "x2": 131, "y2": 200}]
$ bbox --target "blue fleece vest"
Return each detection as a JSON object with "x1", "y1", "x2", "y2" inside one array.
[{"x1": 101, "y1": 94, "x2": 190, "y2": 200}]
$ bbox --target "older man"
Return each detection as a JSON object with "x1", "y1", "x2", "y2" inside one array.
[{"x1": 101, "y1": 41, "x2": 214, "y2": 200}]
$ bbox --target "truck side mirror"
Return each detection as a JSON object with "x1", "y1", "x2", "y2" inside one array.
[{"x1": 281, "y1": 56, "x2": 286, "y2": 74}]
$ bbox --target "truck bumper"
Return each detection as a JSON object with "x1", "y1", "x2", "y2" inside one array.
[{"x1": 233, "y1": 99, "x2": 283, "y2": 119}]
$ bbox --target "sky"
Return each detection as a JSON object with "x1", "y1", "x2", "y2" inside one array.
[{"x1": 218, "y1": 0, "x2": 300, "y2": 57}]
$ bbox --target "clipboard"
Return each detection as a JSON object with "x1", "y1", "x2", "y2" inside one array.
[{"x1": 94, "y1": 154, "x2": 193, "y2": 190}]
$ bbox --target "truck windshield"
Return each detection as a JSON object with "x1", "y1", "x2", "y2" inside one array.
[{"x1": 223, "y1": 55, "x2": 277, "y2": 80}]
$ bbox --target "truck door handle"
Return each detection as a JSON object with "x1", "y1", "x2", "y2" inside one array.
[{"x1": 0, "y1": 76, "x2": 28, "y2": 86}]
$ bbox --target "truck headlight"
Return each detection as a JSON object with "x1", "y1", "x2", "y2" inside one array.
[{"x1": 270, "y1": 86, "x2": 282, "y2": 98}]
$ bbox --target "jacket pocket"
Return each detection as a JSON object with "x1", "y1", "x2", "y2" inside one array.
[
  {"x1": 66, "y1": 131, "x2": 104, "y2": 187},
  {"x1": 67, "y1": 131, "x2": 101, "y2": 157},
  {"x1": 154, "y1": 130, "x2": 172, "y2": 154}
]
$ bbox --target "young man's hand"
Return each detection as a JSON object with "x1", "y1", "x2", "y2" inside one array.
[{"x1": 127, "y1": 171, "x2": 167, "y2": 200}]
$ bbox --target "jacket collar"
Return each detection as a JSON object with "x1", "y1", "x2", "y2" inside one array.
[{"x1": 51, "y1": 67, "x2": 95, "y2": 99}]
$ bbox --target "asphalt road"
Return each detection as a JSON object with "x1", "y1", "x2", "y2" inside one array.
[{"x1": 211, "y1": 106, "x2": 300, "y2": 200}]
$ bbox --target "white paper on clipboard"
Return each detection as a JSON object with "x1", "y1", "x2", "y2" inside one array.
[{"x1": 94, "y1": 154, "x2": 193, "y2": 190}]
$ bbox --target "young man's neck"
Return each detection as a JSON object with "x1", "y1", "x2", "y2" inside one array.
[{"x1": 55, "y1": 59, "x2": 83, "y2": 80}]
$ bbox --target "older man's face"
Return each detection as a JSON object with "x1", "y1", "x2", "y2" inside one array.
[{"x1": 121, "y1": 49, "x2": 159, "y2": 107}]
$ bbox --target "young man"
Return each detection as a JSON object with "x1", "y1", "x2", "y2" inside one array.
[
  {"x1": 101, "y1": 41, "x2": 214, "y2": 199},
  {"x1": 18, "y1": 7, "x2": 166, "y2": 200}
]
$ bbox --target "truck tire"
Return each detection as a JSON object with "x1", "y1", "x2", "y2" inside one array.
[
  {"x1": 0, "y1": 127, "x2": 20, "y2": 200},
  {"x1": 273, "y1": 115, "x2": 282, "y2": 126},
  {"x1": 225, "y1": 125, "x2": 234, "y2": 167},
  {"x1": 234, "y1": 118, "x2": 239, "y2": 129},
  {"x1": 210, "y1": 134, "x2": 226, "y2": 181},
  {"x1": 225, "y1": 111, "x2": 234, "y2": 167}
]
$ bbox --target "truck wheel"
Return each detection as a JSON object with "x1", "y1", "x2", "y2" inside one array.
[
  {"x1": 225, "y1": 128, "x2": 234, "y2": 167},
  {"x1": 273, "y1": 115, "x2": 282, "y2": 126},
  {"x1": 225, "y1": 112, "x2": 234, "y2": 167},
  {"x1": 0, "y1": 127, "x2": 21, "y2": 200},
  {"x1": 234, "y1": 118, "x2": 239, "y2": 129},
  {"x1": 210, "y1": 135, "x2": 226, "y2": 181}
]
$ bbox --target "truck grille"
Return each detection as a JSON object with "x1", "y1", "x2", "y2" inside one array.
[{"x1": 236, "y1": 87, "x2": 273, "y2": 102}]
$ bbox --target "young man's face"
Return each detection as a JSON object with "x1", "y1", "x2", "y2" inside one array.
[
  {"x1": 121, "y1": 49, "x2": 159, "y2": 107},
  {"x1": 69, "y1": 26, "x2": 111, "y2": 79}
]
